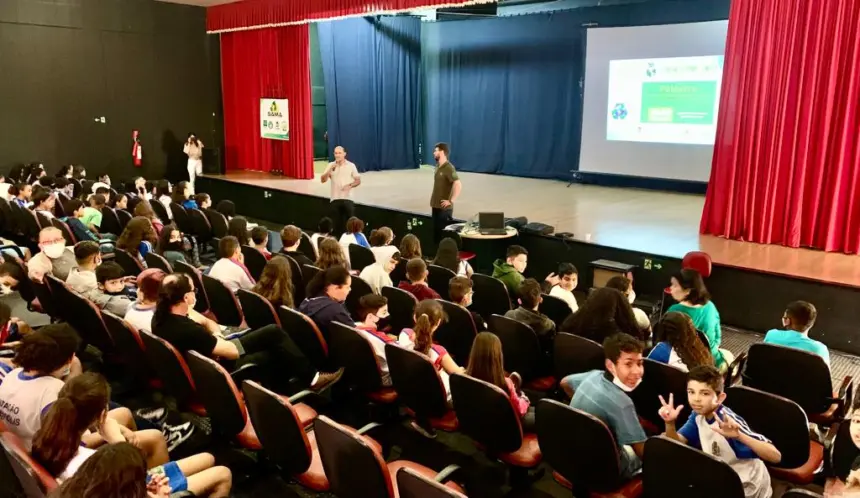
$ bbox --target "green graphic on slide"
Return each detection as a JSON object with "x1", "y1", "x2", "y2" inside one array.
[{"x1": 640, "y1": 81, "x2": 717, "y2": 125}]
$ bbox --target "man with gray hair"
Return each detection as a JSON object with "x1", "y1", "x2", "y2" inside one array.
[{"x1": 321, "y1": 145, "x2": 361, "y2": 235}]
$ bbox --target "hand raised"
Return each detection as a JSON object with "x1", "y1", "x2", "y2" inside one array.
[
  {"x1": 658, "y1": 393, "x2": 684, "y2": 423},
  {"x1": 544, "y1": 272, "x2": 560, "y2": 287},
  {"x1": 709, "y1": 411, "x2": 741, "y2": 439}
]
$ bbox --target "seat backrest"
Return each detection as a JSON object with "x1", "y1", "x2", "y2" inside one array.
[
  {"x1": 552, "y1": 332, "x2": 604, "y2": 380},
  {"x1": 144, "y1": 252, "x2": 173, "y2": 273},
  {"x1": 348, "y1": 244, "x2": 375, "y2": 273},
  {"x1": 345, "y1": 275, "x2": 374, "y2": 321},
  {"x1": 396, "y1": 467, "x2": 467, "y2": 498},
  {"x1": 536, "y1": 399, "x2": 625, "y2": 494},
  {"x1": 240, "y1": 245, "x2": 267, "y2": 281},
  {"x1": 116, "y1": 209, "x2": 132, "y2": 230},
  {"x1": 389, "y1": 258, "x2": 407, "y2": 287},
  {"x1": 539, "y1": 293, "x2": 572, "y2": 329},
  {"x1": 329, "y1": 323, "x2": 385, "y2": 392},
  {"x1": 274, "y1": 253, "x2": 305, "y2": 304},
  {"x1": 51, "y1": 278, "x2": 114, "y2": 354},
  {"x1": 113, "y1": 248, "x2": 145, "y2": 277},
  {"x1": 100, "y1": 206, "x2": 122, "y2": 236},
  {"x1": 201, "y1": 274, "x2": 244, "y2": 326},
  {"x1": 743, "y1": 343, "x2": 833, "y2": 414},
  {"x1": 150, "y1": 199, "x2": 171, "y2": 222},
  {"x1": 470, "y1": 273, "x2": 511, "y2": 320},
  {"x1": 385, "y1": 343, "x2": 450, "y2": 419},
  {"x1": 29, "y1": 279, "x2": 59, "y2": 319},
  {"x1": 723, "y1": 386, "x2": 811, "y2": 469},
  {"x1": 102, "y1": 311, "x2": 152, "y2": 381},
  {"x1": 175, "y1": 261, "x2": 211, "y2": 313},
  {"x1": 434, "y1": 299, "x2": 477, "y2": 366},
  {"x1": 302, "y1": 264, "x2": 321, "y2": 296},
  {"x1": 51, "y1": 218, "x2": 76, "y2": 245},
  {"x1": 237, "y1": 289, "x2": 281, "y2": 329},
  {"x1": 21, "y1": 208, "x2": 41, "y2": 239},
  {"x1": 314, "y1": 415, "x2": 394, "y2": 498},
  {"x1": 488, "y1": 314, "x2": 543, "y2": 380},
  {"x1": 682, "y1": 251, "x2": 712, "y2": 278},
  {"x1": 298, "y1": 232, "x2": 317, "y2": 260},
  {"x1": 186, "y1": 351, "x2": 247, "y2": 437},
  {"x1": 1, "y1": 432, "x2": 55, "y2": 496},
  {"x1": 187, "y1": 208, "x2": 212, "y2": 242},
  {"x1": 170, "y1": 203, "x2": 193, "y2": 233},
  {"x1": 630, "y1": 358, "x2": 690, "y2": 429},
  {"x1": 140, "y1": 330, "x2": 197, "y2": 405},
  {"x1": 643, "y1": 436, "x2": 745, "y2": 498},
  {"x1": 203, "y1": 208, "x2": 228, "y2": 238},
  {"x1": 381, "y1": 286, "x2": 417, "y2": 333},
  {"x1": 781, "y1": 490, "x2": 823, "y2": 498},
  {"x1": 0, "y1": 435, "x2": 31, "y2": 497},
  {"x1": 242, "y1": 380, "x2": 312, "y2": 473},
  {"x1": 277, "y1": 306, "x2": 329, "y2": 367},
  {"x1": 43, "y1": 274, "x2": 73, "y2": 321},
  {"x1": 449, "y1": 373, "x2": 524, "y2": 454},
  {"x1": 427, "y1": 265, "x2": 456, "y2": 301}
]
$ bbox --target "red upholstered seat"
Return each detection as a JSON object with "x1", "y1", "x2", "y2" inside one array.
[
  {"x1": 405, "y1": 408, "x2": 459, "y2": 431},
  {"x1": 188, "y1": 402, "x2": 207, "y2": 417},
  {"x1": 553, "y1": 471, "x2": 643, "y2": 498},
  {"x1": 498, "y1": 433, "x2": 542, "y2": 467},
  {"x1": 387, "y1": 460, "x2": 465, "y2": 498},
  {"x1": 458, "y1": 251, "x2": 476, "y2": 262},
  {"x1": 296, "y1": 427, "x2": 384, "y2": 491},
  {"x1": 809, "y1": 395, "x2": 840, "y2": 424},
  {"x1": 638, "y1": 416, "x2": 661, "y2": 435},
  {"x1": 769, "y1": 441, "x2": 824, "y2": 484},
  {"x1": 525, "y1": 375, "x2": 557, "y2": 391},
  {"x1": 367, "y1": 387, "x2": 399, "y2": 404},
  {"x1": 235, "y1": 417, "x2": 262, "y2": 450}
]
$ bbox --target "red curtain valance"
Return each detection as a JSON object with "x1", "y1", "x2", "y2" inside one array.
[{"x1": 207, "y1": 0, "x2": 494, "y2": 33}]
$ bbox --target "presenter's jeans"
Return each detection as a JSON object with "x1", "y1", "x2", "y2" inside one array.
[
  {"x1": 331, "y1": 199, "x2": 354, "y2": 236},
  {"x1": 432, "y1": 207, "x2": 453, "y2": 243}
]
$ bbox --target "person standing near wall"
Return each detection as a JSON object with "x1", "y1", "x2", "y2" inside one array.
[
  {"x1": 430, "y1": 142, "x2": 462, "y2": 243},
  {"x1": 183, "y1": 132, "x2": 204, "y2": 193},
  {"x1": 321, "y1": 146, "x2": 361, "y2": 236}
]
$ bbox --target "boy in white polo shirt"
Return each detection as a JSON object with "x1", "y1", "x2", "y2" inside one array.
[{"x1": 659, "y1": 365, "x2": 782, "y2": 498}]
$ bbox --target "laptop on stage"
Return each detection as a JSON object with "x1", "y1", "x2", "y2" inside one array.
[{"x1": 478, "y1": 212, "x2": 507, "y2": 236}]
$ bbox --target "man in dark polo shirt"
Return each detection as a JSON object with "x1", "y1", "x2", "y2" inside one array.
[{"x1": 430, "y1": 142, "x2": 462, "y2": 243}]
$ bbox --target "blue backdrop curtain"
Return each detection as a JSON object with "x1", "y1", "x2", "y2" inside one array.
[{"x1": 318, "y1": 16, "x2": 421, "y2": 171}]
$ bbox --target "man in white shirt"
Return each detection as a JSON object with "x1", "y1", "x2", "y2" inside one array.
[
  {"x1": 208, "y1": 236, "x2": 255, "y2": 293},
  {"x1": 321, "y1": 146, "x2": 361, "y2": 236}
]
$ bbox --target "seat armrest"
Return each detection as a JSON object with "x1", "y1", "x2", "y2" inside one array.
[
  {"x1": 0, "y1": 245, "x2": 23, "y2": 259},
  {"x1": 725, "y1": 352, "x2": 747, "y2": 388},
  {"x1": 434, "y1": 464, "x2": 461, "y2": 484},
  {"x1": 827, "y1": 375, "x2": 854, "y2": 419},
  {"x1": 288, "y1": 389, "x2": 314, "y2": 405},
  {"x1": 356, "y1": 422, "x2": 383, "y2": 436},
  {"x1": 823, "y1": 422, "x2": 841, "y2": 451}
]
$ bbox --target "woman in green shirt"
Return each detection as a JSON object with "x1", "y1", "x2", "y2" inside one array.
[{"x1": 667, "y1": 269, "x2": 728, "y2": 369}]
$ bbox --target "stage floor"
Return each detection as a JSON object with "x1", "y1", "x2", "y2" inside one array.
[{"x1": 204, "y1": 170, "x2": 860, "y2": 288}]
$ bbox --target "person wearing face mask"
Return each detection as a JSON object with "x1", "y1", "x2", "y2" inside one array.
[
  {"x1": 29, "y1": 227, "x2": 77, "y2": 282},
  {"x1": 66, "y1": 242, "x2": 132, "y2": 316},
  {"x1": 504, "y1": 278, "x2": 556, "y2": 354},
  {"x1": 354, "y1": 294, "x2": 394, "y2": 386},
  {"x1": 358, "y1": 251, "x2": 400, "y2": 294},
  {"x1": 298, "y1": 266, "x2": 355, "y2": 341},
  {"x1": 561, "y1": 333, "x2": 647, "y2": 482},
  {"x1": 156, "y1": 224, "x2": 189, "y2": 268},
  {"x1": 605, "y1": 275, "x2": 651, "y2": 333},
  {"x1": 153, "y1": 273, "x2": 343, "y2": 394},
  {"x1": 448, "y1": 276, "x2": 486, "y2": 332}
]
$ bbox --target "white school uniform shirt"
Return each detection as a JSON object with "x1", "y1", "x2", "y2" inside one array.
[
  {"x1": 58, "y1": 446, "x2": 97, "y2": 483},
  {"x1": 324, "y1": 161, "x2": 360, "y2": 201},
  {"x1": 125, "y1": 303, "x2": 156, "y2": 333},
  {"x1": 0, "y1": 368, "x2": 65, "y2": 451},
  {"x1": 208, "y1": 258, "x2": 255, "y2": 293},
  {"x1": 549, "y1": 285, "x2": 579, "y2": 313},
  {"x1": 355, "y1": 326, "x2": 393, "y2": 386}
]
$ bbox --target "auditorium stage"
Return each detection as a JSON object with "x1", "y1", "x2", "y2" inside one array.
[{"x1": 201, "y1": 169, "x2": 860, "y2": 289}]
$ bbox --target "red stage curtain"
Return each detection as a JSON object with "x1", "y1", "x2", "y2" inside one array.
[
  {"x1": 207, "y1": 0, "x2": 494, "y2": 33},
  {"x1": 701, "y1": 0, "x2": 860, "y2": 253},
  {"x1": 220, "y1": 26, "x2": 313, "y2": 178}
]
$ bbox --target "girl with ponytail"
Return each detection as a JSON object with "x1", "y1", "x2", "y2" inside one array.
[
  {"x1": 398, "y1": 300, "x2": 464, "y2": 396},
  {"x1": 33, "y1": 373, "x2": 232, "y2": 496}
]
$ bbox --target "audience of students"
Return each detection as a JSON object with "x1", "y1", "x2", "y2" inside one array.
[
  {"x1": 354, "y1": 294, "x2": 394, "y2": 386},
  {"x1": 339, "y1": 216, "x2": 370, "y2": 249},
  {"x1": 28, "y1": 227, "x2": 77, "y2": 282},
  {"x1": 227, "y1": 216, "x2": 250, "y2": 246},
  {"x1": 298, "y1": 265, "x2": 354, "y2": 341},
  {"x1": 156, "y1": 223, "x2": 188, "y2": 267},
  {"x1": 560, "y1": 287, "x2": 643, "y2": 344},
  {"x1": 82, "y1": 194, "x2": 106, "y2": 233},
  {"x1": 764, "y1": 300, "x2": 829, "y2": 366},
  {"x1": 194, "y1": 193, "x2": 211, "y2": 210},
  {"x1": 155, "y1": 180, "x2": 173, "y2": 220},
  {"x1": 448, "y1": 275, "x2": 486, "y2": 331},
  {"x1": 667, "y1": 269, "x2": 728, "y2": 369},
  {"x1": 116, "y1": 216, "x2": 157, "y2": 262},
  {"x1": 172, "y1": 181, "x2": 197, "y2": 209},
  {"x1": 316, "y1": 237, "x2": 349, "y2": 271},
  {"x1": 398, "y1": 258, "x2": 441, "y2": 301},
  {"x1": 279, "y1": 225, "x2": 315, "y2": 267},
  {"x1": 399, "y1": 233, "x2": 423, "y2": 260},
  {"x1": 215, "y1": 199, "x2": 235, "y2": 220},
  {"x1": 505, "y1": 278, "x2": 556, "y2": 353},
  {"x1": 133, "y1": 200, "x2": 164, "y2": 235},
  {"x1": 432, "y1": 237, "x2": 473, "y2": 277},
  {"x1": 32, "y1": 190, "x2": 56, "y2": 220},
  {"x1": 548, "y1": 262, "x2": 578, "y2": 313},
  {"x1": 359, "y1": 250, "x2": 399, "y2": 294},
  {"x1": 466, "y1": 332, "x2": 533, "y2": 430},
  {"x1": 310, "y1": 217, "x2": 334, "y2": 257},
  {"x1": 124, "y1": 268, "x2": 165, "y2": 333},
  {"x1": 251, "y1": 256, "x2": 294, "y2": 309},
  {"x1": 562, "y1": 333, "x2": 647, "y2": 481},
  {"x1": 605, "y1": 275, "x2": 652, "y2": 332},
  {"x1": 250, "y1": 226, "x2": 272, "y2": 259},
  {"x1": 369, "y1": 226, "x2": 398, "y2": 264},
  {"x1": 660, "y1": 365, "x2": 781, "y2": 498},
  {"x1": 492, "y1": 245, "x2": 529, "y2": 296},
  {"x1": 208, "y1": 236, "x2": 255, "y2": 293},
  {"x1": 62, "y1": 199, "x2": 113, "y2": 252},
  {"x1": 11, "y1": 182, "x2": 33, "y2": 207},
  {"x1": 65, "y1": 242, "x2": 132, "y2": 315},
  {"x1": 648, "y1": 312, "x2": 713, "y2": 372},
  {"x1": 398, "y1": 299, "x2": 464, "y2": 399}
]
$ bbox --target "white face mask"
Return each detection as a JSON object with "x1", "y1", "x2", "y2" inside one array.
[
  {"x1": 628, "y1": 289, "x2": 636, "y2": 304},
  {"x1": 43, "y1": 242, "x2": 65, "y2": 259},
  {"x1": 613, "y1": 375, "x2": 642, "y2": 393}
]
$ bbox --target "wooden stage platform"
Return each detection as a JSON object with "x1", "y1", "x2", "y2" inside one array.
[{"x1": 204, "y1": 169, "x2": 860, "y2": 289}]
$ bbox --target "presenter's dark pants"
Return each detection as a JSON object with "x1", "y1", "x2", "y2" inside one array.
[
  {"x1": 231, "y1": 324, "x2": 316, "y2": 392},
  {"x1": 331, "y1": 199, "x2": 354, "y2": 237},
  {"x1": 432, "y1": 207, "x2": 453, "y2": 244}
]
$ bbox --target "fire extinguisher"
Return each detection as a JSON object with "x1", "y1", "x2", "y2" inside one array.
[{"x1": 132, "y1": 130, "x2": 143, "y2": 167}]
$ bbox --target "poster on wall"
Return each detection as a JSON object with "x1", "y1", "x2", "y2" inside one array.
[{"x1": 260, "y1": 98, "x2": 289, "y2": 140}]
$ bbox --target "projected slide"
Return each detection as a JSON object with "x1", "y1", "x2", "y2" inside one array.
[{"x1": 606, "y1": 56, "x2": 724, "y2": 145}]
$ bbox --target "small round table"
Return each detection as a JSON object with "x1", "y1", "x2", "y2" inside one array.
[{"x1": 444, "y1": 223, "x2": 518, "y2": 273}]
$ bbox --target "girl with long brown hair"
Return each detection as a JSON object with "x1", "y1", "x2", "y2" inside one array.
[
  {"x1": 466, "y1": 332, "x2": 533, "y2": 430},
  {"x1": 560, "y1": 287, "x2": 643, "y2": 344},
  {"x1": 648, "y1": 311, "x2": 713, "y2": 372},
  {"x1": 116, "y1": 216, "x2": 157, "y2": 261},
  {"x1": 398, "y1": 233, "x2": 422, "y2": 260},
  {"x1": 316, "y1": 237, "x2": 349, "y2": 270},
  {"x1": 397, "y1": 300, "x2": 464, "y2": 393},
  {"x1": 51, "y1": 443, "x2": 160, "y2": 498},
  {"x1": 133, "y1": 200, "x2": 164, "y2": 235},
  {"x1": 252, "y1": 256, "x2": 295, "y2": 308},
  {"x1": 33, "y1": 373, "x2": 232, "y2": 496}
]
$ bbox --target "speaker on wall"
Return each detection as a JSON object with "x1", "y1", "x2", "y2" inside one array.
[{"x1": 202, "y1": 147, "x2": 223, "y2": 175}]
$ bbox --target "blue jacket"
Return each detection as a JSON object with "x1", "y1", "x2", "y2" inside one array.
[{"x1": 298, "y1": 295, "x2": 353, "y2": 341}]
